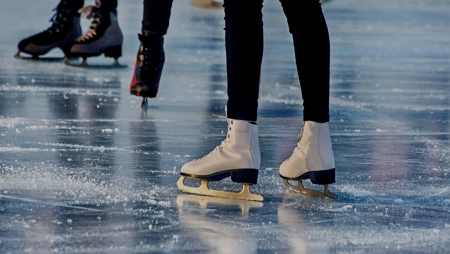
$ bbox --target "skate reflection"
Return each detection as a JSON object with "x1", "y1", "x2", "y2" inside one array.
[
  {"x1": 277, "y1": 194, "x2": 330, "y2": 253},
  {"x1": 177, "y1": 194, "x2": 262, "y2": 253},
  {"x1": 177, "y1": 194, "x2": 262, "y2": 217}
]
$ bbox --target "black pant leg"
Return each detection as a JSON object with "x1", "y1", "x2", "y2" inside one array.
[
  {"x1": 68, "y1": 0, "x2": 84, "y2": 9},
  {"x1": 101, "y1": 0, "x2": 118, "y2": 8},
  {"x1": 142, "y1": 0, "x2": 174, "y2": 36},
  {"x1": 280, "y1": 0, "x2": 330, "y2": 123},
  {"x1": 224, "y1": 0, "x2": 264, "y2": 121}
]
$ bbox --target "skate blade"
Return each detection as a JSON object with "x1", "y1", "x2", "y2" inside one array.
[
  {"x1": 141, "y1": 97, "x2": 148, "y2": 108},
  {"x1": 15, "y1": 51, "x2": 65, "y2": 63},
  {"x1": 64, "y1": 58, "x2": 128, "y2": 69},
  {"x1": 283, "y1": 179, "x2": 338, "y2": 200},
  {"x1": 176, "y1": 194, "x2": 263, "y2": 216},
  {"x1": 177, "y1": 176, "x2": 264, "y2": 202}
]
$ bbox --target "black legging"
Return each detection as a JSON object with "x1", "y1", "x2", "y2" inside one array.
[
  {"x1": 142, "y1": 0, "x2": 173, "y2": 36},
  {"x1": 225, "y1": 0, "x2": 330, "y2": 123}
]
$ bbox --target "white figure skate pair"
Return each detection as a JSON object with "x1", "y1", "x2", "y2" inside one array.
[{"x1": 178, "y1": 118, "x2": 338, "y2": 201}]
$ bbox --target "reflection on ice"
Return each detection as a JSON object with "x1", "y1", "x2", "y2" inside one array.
[{"x1": 177, "y1": 194, "x2": 261, "y2": 253}]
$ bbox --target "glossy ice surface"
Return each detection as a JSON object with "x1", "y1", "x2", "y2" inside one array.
[{"x1": 1, "y1": 0, "x2": 450, "y2": 253}]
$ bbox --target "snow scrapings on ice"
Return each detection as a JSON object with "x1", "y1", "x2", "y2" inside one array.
[
  {"x1": 322, "y1": 204, "x2": 353, "y2": 212},
  {"x1": 0, "y1": 164, "x2": 173, "y2": 207},
  {"x1": 259, "y1": 95, "x2": 302, "y2": 105},
  {"x1": 0, "y1": 84, "x2": 119, "y2": 97},
  {"x1": 101, "y1": 128, "x2": 119, "y2": 133},
  {"x1": 0, "y1": 143, "x2": 125, "y2": 153},
  {"x1": 339, "y1": 185, "x2": 376, "y2": 197},
  {"x1": 0, "y1": 117, "x2": 32, "y2": 128},
  {"x1": 0, "y1": 117, "x2": 118, "y2": 127}
]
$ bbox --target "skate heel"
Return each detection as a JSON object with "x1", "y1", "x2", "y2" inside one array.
[
  {"x1": 230, "y1": 169, "x2": 259, "y2": 185},
  {"x1": 104, "y1": 45, "x2": 122, "y2": 59},
  {"x1": 309, "y1": 168, "x2": 335, "y2": 185}
]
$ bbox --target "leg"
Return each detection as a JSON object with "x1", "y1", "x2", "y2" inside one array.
[
  {"x1": 280, "y1": 0, "x2": 330, "y2": 123},
  {"x1": 178, "y1": 0, "x2": 264, "y2": 201},
  {"x1": 225, "y1": 0, "x2": 264, "y2": 121},
  {"x1": 100, "y1": 0, "x2": 117, "y2": 8},
  {"x1": 130, "y1": 0, "x2": 173, "y2": 107},
  {"x1": 278, "y1": 0, "x2": 337, "y2": 199},
  {"x1": 142, "y1": 0, "x2": 174, "y2": 36}
]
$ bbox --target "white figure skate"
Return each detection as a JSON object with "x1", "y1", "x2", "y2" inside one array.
[
  {"x1": 178, "y1": 118, "x2": 263, "y2": 201},
  {"x1": 279, "y1": 121, "x2": 338, "y2": 199}
]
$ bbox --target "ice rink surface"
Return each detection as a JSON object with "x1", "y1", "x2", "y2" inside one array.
[{"x1": 1, "y1": 0, "x2": 450, "y2": 252}]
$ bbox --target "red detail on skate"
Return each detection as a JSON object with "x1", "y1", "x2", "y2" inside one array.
[{"x1": 129, "y1": 60, "x2": 140, "y2": 92}]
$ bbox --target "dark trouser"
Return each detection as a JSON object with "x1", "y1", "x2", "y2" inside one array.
[
  {"x1": 224, "y1": 0, "x2": 330, "y2": 123},
  {"x1": 142, "y1": 0, "x2": 174, "y2": 36},
  {"x1": 68, "y1": 0, "x2": 118, "y2": 9}
]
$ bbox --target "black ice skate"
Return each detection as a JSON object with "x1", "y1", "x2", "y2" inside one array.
[
  {"x1": 129, "y1": 32, "x2": 165, "y2": 108},
  {"x1": 64, "y1": 1, "x2": 124, "y2": 68},
  {"x1": 15, "y1": 0, "x2": 82, "y2": 60}
]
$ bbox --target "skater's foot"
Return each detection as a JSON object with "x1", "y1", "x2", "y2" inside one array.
[
  {"x1": 16, "y1": 0, "x2": 82, "y2": 58},
  {"x1": 178, "y1": 118, "x2": 263, "y2": 201},
  {"x1": 67, "y1": 0, "x2": 123, "y2": 63},
  {"x1": 129, "y1": 31, "x2": 165, "y2": 107},
  {"x1": 279, "y1": 121, "x2": 338, "y2": 199}
]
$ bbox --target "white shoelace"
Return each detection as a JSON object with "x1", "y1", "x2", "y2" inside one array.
[{"x1": 76, "y1": 0, "x2": 101, "y2": 42}]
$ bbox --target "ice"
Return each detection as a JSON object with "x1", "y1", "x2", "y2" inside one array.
[{"x1": 1, "y1": 0, "x2": 450, "y2": 252}]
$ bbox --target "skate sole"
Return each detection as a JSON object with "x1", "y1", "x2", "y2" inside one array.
[
  {"x1": 130, "y1": 89, "x2": 158, "y2": 98},
  {"x1": 177, "y1": 176, "x2": 263, "y2": 202},
  {"x1": 15, "y1": 56, "x2": 66, "y2": 63},
  {"x1": 15, "y1": 50, "x2": 67, "y2": 63},
  {"x1": 280, "y1": 168, "x2": 335, "y2": 185},
  {"x1": 68, "y1": 45, "x2": 123, "y2": 59},
  {"x1": 180, "y1": 168, "x2": 259, "y2": 184}
]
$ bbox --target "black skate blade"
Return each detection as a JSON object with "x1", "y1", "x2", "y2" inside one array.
[
  {"x1": 64, "y1": 58, "x2": 128, "y2": 69},
  {"x1": 15, "y1": 50, "x2": 69, "y2": 62},
  {"x1": 141, "y1": 97, "x2": 148, "y2": 108},
  {"x1": 15, "y1": 56, "x2": 65, "y2": 63}
]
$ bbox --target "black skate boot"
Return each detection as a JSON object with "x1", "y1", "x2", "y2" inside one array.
[
  {"x1": 65, "y1": 0, "x2": 124, "y2": 68},
  {"x1": 129, "y1": 31, "x2": 165, "y2": 108},
  {"x1": 16, "y1": 0, "x2": 82, "y2": 60}
]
